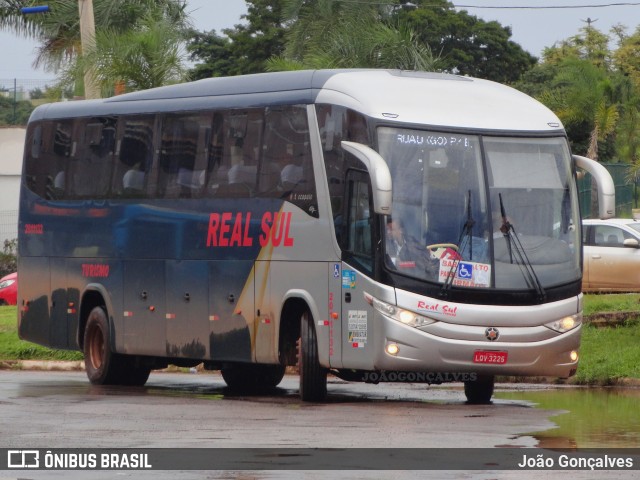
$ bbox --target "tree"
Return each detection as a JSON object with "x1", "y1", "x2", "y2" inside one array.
[
  {"x1": 0, "y1": 239, "x2": 17, "y2": 278},
  {"x1": 0, "y1": 0, "x2": 191, "y2": 92},
  {"x1": 187, "y1": 0, "x2": 287, "y2": 79},
  {"x1": 395, "y1": 0, "x2": 536, "y2": 83},
  {"x1": 517, "y1": 24, "x2": 640, "y2": 164},
  {"x1": 613, "y1": 25, "x2": 640, "y2": 91},
  {"x1": 65, "y1": 13, "x2": 188, "y2": 94},
  {"x1": 537, "y1": 58, "x2": 619, "y2": 160},
  {"x1": 0, "y1": 95, "x2": 34, "y2": 125},
  {"x1": 268, "y1": 0, "x2": 437, "y2": 71}
]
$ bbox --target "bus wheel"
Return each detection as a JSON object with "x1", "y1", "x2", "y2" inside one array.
[
  {"x1": 299, "y1": 310, "x2": 327, "y2": 402},
  {"x1": 83, "y1": 306, "x2": 121, "y2": 385},
  {"x1": 221, "y1": 363, "x2": 285, "y2": 393},
  {"x1": 464, "y1": 375, "x2": 495, "y2": 404},
  {"x1": 119, "y1": 360, "x2": 151, "y2": 386}
]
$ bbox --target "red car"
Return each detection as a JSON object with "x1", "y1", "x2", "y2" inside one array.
[{"x1": 0, "y1": 272, "x2": 17, "y2": 306}]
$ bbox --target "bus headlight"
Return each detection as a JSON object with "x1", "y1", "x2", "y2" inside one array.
[
  {"x1": 365, "y1": 293, "x2": 436, "y2": 328},
  {"x1": 545, "y1": 314, "x2": 581, "y2": 333}
]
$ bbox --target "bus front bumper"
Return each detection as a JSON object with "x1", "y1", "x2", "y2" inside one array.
[{"x1": 372, "y1": 313, "x2": 581, "y2": 379}]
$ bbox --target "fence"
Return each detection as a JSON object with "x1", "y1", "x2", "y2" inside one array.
[
  {"x1": 0, "y1": 210, "x2": 18, "y2": 243},
  {"x1": 577, "y1": 163, "x2": 635, "y2": 218},
  {"x1": 0, "y1": 78, "x2": 57, "y2": 126}
]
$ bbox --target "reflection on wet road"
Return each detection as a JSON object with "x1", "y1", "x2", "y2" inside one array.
[{"x1": 497, "y1": 386, "x2": 640, "y2": 448}]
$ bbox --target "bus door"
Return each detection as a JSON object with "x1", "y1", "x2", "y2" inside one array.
[
  {"x1": 123, "y1": 260, "x2": 166, "y2": 355},
  {"x1": 165, "y1": 260, "x2": 209, "y2": 360},
  {"x1": 340, "y1": 171, "x2": 376, "y2": 369}
]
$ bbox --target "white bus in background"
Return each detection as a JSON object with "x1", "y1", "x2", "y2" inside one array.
[{"x1": 18, "y1": 70, "x2": 614, "y2": 404}]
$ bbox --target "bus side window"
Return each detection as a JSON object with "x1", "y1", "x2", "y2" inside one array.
[
  {"x1": 258, "y1": 105, "x2": 317, "y2": 215},
  {"x1": 260, "y1": 106, "x2": 306, "y2": 196},
  {"x1": 317, "y1": 104, "x2": 372, "y2": 236},
  {"x1": 158, "y1": 113, "x2": 211, "y2": 199},
  {"x1": 67, "y1": 117, "x2": 116, "y2": 199},
  {"x1": 210, "y1": 109, "x2": 262, "y2": 198},
  {"x1": 44, "y1": 121, "x2": 73, "y2": 200},
  {"x1": 345, "y1": 171, "x2": 373, "y2": 275},
  {"x1": 24, "y1": 122, "x2": 63, "y2": 199},
  {"x1": 113, "y1": 116, "x2": 155, "y2": 197}
]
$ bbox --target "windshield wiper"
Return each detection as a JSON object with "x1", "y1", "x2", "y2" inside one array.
[
  {"x1": 440, "y1": 190, "x2": 475, "y2": 296},
  {"x1": 498, "y1": 193, "x2": 546, "y2": 302}
]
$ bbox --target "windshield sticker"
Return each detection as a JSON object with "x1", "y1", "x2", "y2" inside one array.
[
  {"x1": 348, "y1": 310, "x2": 367, "y2": 348},
  {"x1": 439, "y1": 259, "x2": 491, "y2": 288},
  {"x1": 342, "y1": 269, "x2": 356, "y2": 289}
]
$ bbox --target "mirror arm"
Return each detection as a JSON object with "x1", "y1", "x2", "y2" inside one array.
[
  {"x1": 341, "y1": 141, "x2": 392, "y2": 214},
  {"x1": 573, "y1": 155, "x2": 615, "y2": 219}
]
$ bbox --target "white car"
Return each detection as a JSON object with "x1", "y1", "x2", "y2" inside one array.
[{"x1": 582, "y1": 218, "x2": 640, "y2": 292}]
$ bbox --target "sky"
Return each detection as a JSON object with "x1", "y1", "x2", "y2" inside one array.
[{"x1": 0, "y1": 0, "x2": 639, "y2": 82}]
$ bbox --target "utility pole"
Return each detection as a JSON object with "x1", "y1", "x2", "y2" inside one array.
[{"x1": 78, "y1": 0, "x2": 100, "y2": 99}]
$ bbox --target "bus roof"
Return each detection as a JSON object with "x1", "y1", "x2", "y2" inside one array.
[{"x1": 29, "y1": 69, "x2": 563, "y2": 133}]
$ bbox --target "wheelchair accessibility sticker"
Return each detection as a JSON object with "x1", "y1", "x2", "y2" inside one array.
[
  {"x1": 457, "y1": 262, "x2": 473, "y2": 280},
  {"x1": 439, "y1": 259, "x2": 490, "y2": 288}
]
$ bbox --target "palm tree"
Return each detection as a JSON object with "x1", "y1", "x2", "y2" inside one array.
[
  {"x1": 267, "y1": 0, "x2": 438, "y2": 71},
  {"x1": 66, "y1": 13, "x2": 188, "y2": 95},
  {"x1": 0, "y1": 0, "x2": 191, "y2": 91},
  {"x1": 538, "y1": 58, "x2": 618, "y2": 161}
]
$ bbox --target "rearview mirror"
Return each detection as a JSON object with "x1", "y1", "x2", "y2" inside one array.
[
  {"x1": 573, "y1": 155, "x2": 615, "y2": 219},
  {"x1": 341, "y1": 141, "x2": 392, "y2": 214}
]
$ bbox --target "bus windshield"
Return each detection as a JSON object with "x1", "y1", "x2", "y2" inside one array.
[{"x1": 377, "y1": 127, "x2": 581, "y2": 291}]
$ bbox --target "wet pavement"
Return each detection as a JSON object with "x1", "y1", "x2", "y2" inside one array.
[
  {"x1": 0, "y1": 370, "x2": 638, "y2": 479},
  {"x1": 496, "y1": 386, "x2": 640, "y2": 448}
]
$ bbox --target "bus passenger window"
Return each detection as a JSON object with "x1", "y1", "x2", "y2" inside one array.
[
  {"x1": 316, "y1": 104, "x2": 372, "y2": 226},
  {"x1": 158, "y1": 113, "x2": 211, "y2": 199},
  {"x1": 23, "y1": 122, "x2": 64, "y2": 199},
  {"x1": 66, "y1": 117, "x2": 116, "y2": 199},
  {"x1": 209, "y1": 109, "x2": 262, "y2": 198},
  {"x1": 113, "y1": 116, "x2": 155, "y2": 197},
  {"x1": 259, "y1": 105, "x2": 317, "y2": 215}
]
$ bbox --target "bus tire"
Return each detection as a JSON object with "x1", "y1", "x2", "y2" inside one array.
[
  {"x1": 119, "y1": 360, "x2": 151, "y2": 386},
  {"x1": 221, "y1": 363, "x2": 285, "y2": 393},
  {"x1": 83, "y1": 306, "x2": 122, "y2": 385},
  {"x1": 299, "y1": 310, "x2": 327, "y2": 402},
  {"x1": 464, "y1": 375, "x2": 495, "y2": 404}
]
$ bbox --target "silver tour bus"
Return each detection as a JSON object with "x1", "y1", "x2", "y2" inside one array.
[{"x1": 18, "y1": 70, "x2": 614, "y2": 403}]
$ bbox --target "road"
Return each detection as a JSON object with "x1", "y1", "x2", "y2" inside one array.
[{"x1": 0, "y1": 370, "x2": 636, "y2": 479}]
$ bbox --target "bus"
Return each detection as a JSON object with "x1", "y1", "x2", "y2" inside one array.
[{"x1": 18, "y1": 69, "x2": 614, "y2": 403}]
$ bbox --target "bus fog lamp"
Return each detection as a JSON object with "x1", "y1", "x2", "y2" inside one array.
[{"x1": 386, "y1": 343, "x2": 400, "y2": 356}]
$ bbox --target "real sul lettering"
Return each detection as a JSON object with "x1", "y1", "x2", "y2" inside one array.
[{"x1": 206, "y1": 211, "x2": 294, "y2": 248}]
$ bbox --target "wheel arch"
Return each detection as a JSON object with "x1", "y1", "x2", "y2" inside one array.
[
  {"x1": 278, "y1": 289, "x2": 320, "y2": 366},
  {"x1": 77, "y1": 283, "x2": 114, "y2": 351}
]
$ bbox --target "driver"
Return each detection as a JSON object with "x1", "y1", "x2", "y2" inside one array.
[{"x1": 385, "y1": 217, "x2": 438, "y2": 277}]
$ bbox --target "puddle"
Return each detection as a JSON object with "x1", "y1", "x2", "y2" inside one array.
[{"x1": 496, "y1": 387, "x2": 640, "y2": 448}]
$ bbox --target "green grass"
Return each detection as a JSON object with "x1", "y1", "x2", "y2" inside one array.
[
  {"x1": 576, "y1": 294, "x2": 640, "y2": 383},
  {"x1": 574, "y1": 319, "x2": 640, "y2": 384},
  {"x1": 583, "y1": 292, "x2": 640, "y2": 315},
  {"x1": 0, "y1": 306, "x2": 83, "y2": 361}
]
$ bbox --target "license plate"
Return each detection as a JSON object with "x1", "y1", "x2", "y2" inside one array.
[{"x1": 473, "y1": 350, "x2": 508, "y2": 364}]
